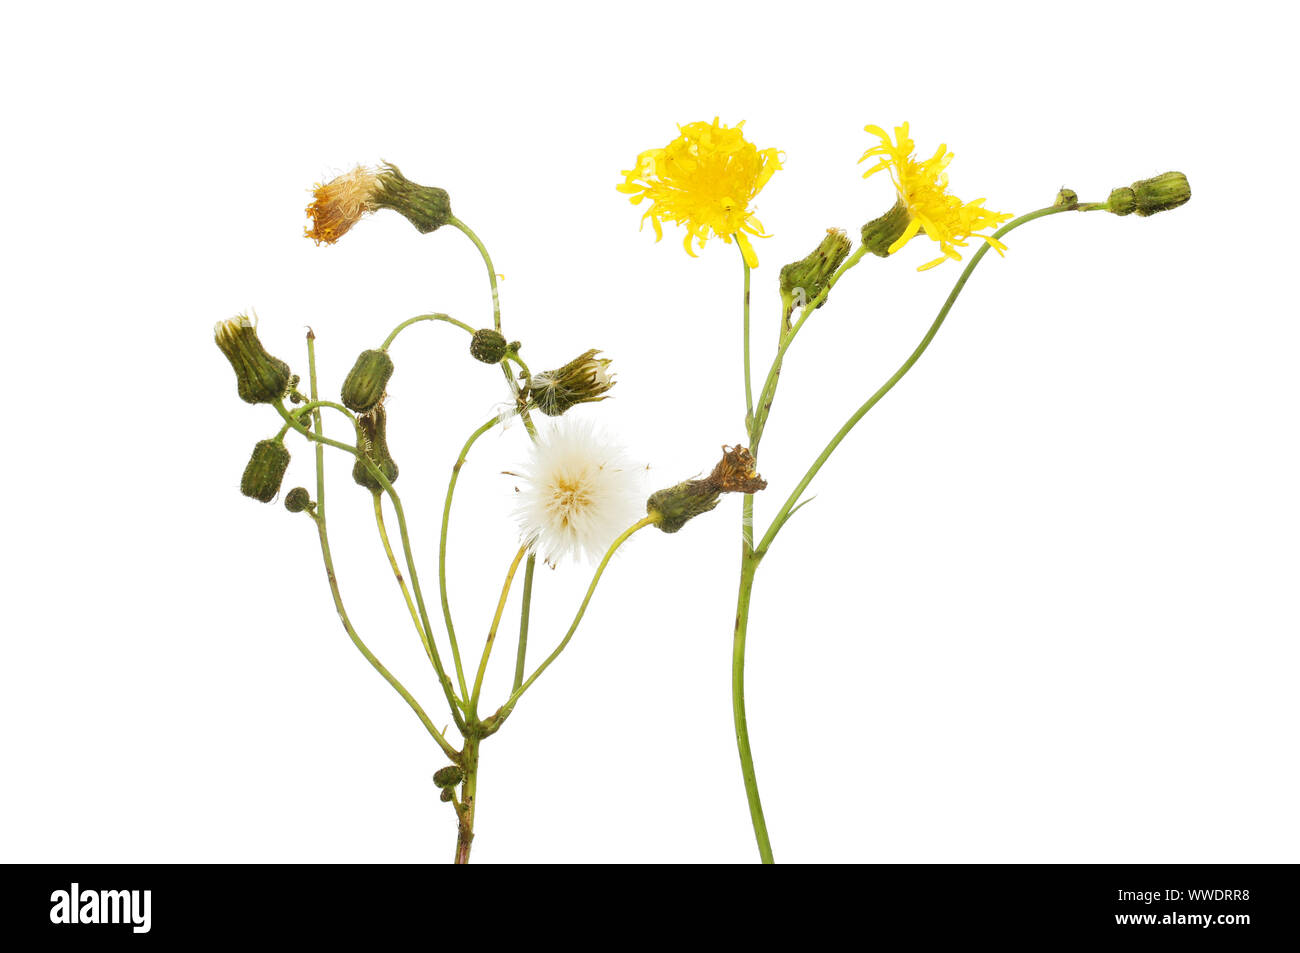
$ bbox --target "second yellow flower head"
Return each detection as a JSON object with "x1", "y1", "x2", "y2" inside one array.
[{"x1": 860, "y1": 123, "x2": 1012, "y2": 271}]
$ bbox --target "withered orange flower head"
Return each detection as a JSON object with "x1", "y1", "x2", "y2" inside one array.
[{"x1": 305, "y1": 166, "x2": 382, "y2": 245}]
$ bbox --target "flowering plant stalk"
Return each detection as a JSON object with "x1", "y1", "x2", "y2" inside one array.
[
  {"x1": 217, "y1": 165, "x2": 669, "y2": 862},
  {"x1": 620, "y1": 119, "x2": 1190, "y2": 862}
]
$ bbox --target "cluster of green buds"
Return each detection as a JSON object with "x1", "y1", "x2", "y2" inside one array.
[
  {"x1": 647, "y1": 445, "x2": 768, "y2": 533},
  {"x1": 525, "y1": 349, "x2": 615, "y2": 417},
  {"x1": 780, "y1": 229, "x2": 853, "y2": 317}
]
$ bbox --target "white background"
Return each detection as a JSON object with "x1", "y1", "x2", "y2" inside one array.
[{"x1": 2, "y1": 1, "x2": 1297, "y2": 864}]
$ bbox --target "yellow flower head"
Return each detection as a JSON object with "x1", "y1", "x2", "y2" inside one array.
[
  {"x1": 859, "y1": 123, "x2": 1012, "y2": 271},
  {"x1": 305, "y1": 165, "x2": 382, "y2": 245},
  {"x1": 618, "y1": 118, "x2": 782, "y2": 268}
]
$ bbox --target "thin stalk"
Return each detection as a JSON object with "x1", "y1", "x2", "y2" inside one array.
[
  {"x1": 449, "y1": 216, "x2": 502, "y2": 331},
  {"x1": 739, "y1": 240, "x2": 754, "y2": 438},
  {"x1": 382, "y1": 312, "x2": 475, "y2": 349},
  {"x1": 512, "y1": 555, "x2": 536, "y2": 693},
  {"x1": 373, "y1": 491, "x2": 437, "y2": 670},
  {"x1": 469, "y1": 544, "x2": 529, "y2": 714},
  {"x1": 439, "y1": 417, "x2": 500, "y2": 701}
]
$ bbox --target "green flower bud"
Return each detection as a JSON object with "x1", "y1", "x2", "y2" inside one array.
[
  {"x1": 470, "y1": 328, "x2": 508, "y2": 364},
  {"x1": 240, "y1": 439, "x2": 291, "y2": 503},
  {"x1": 284, "y1": 487, "x2": 313, "y2": 513},
  {"x1": 1106, "y1": 187, "x2": 1137, "y2": 216},
  {"x1": 647, "y1": 445, "x2": 767, "y2": 533},
  {"x1": 439, "y1": 788, "x2": 454, "y2": 802},
  {"x1": 1054, "y1": 188, "x2": 1079, "y2": 209},
  {"x1": 341, "y1": 349, "x2": 394, "y2": 414},
  {"x1": 372, "y1": 163, "x2": 453, "y2": 234},
  {"x1": 1132, "y1": 172, "x2": 1191, "y2": 217},
  {"x1": 352, "y1": 405, "x2": 400, "y2": 492},
  {"x1": 528, "y1": 349, "x2": 615, "y2": 417},
  {"x1": 860, "y1": 199, "x2": 911, "y2": 258},
  {"x1": 214, "y1": 315, "x2": 291, "y2": 405},
  {"x1": 646, "y1": 480, "x2": 722, "y2": 534},
  {"x1": 780, "y1": 229, "x2": 852, "y2": 313},
  {"x1": 433, "y1": 765, "x2": 464, "y2": 789}
]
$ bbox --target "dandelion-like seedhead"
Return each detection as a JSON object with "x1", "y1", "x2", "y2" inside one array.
[
  {"x1": 512, "y1": 419, "x2": 643, "y2": 566},
  {"x1": 859, "y1": 123, "x2": 1012, "y2": 271},
  {"x1": 618, "y1": 118, "x2": 782, "y2": 268}
]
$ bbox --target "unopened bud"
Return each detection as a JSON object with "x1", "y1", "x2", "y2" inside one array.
[
  {"x1": 341, "y1": 349, "x2": 394, "y2": 414},
  {"x1": 470, "y1": 328, "x2": 508, "y2": 364},
  {"x1": 240, "y1": 439, "x2": 291, "y2": 503},
  {"x1": 860, "y1": 199, "x2": 911, "y2": 258},
  {"x1": 440, "y1": 788, "x2": 454, "y2": 802},
  {"x1": 1132, "y1": 172, "x2": 1191, "y2": 217},
  {"x1": 284, "y1": 487, "x2": 313, "y2": 513},
  {"x1": 646, "y1": 480, "x2": 722, "y2": 534},
  {"x1": 352, "y1": 405, "x2": 400, "y2": 492},
  {"x1": 433, "y1": 765, "x2": 464, "y2": 789},
  {"x1": 528, "y1": 349, "x2": 615, "y2": 417},
  {"x1": 780, "y1": 229, "x2": 852, "y2": 312},
  {"x1": 1106, "y1": 187, "x2": 1137, "y2": 216},
  {"x1": 1054, "y1": 188, "x2": 1079, "y2": 209},
  {"x1": 215, "y1": 315, "x2": 292, "y2": 405}
]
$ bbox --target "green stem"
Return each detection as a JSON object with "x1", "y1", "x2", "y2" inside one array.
[
  {"x1": 512, "y1": 555, "x2": 536, "y2": 693},
  {"x1": 450, "y1": 216, "x2": 502, "y2": 331},
  {"x1": 382, "y1": 312, "x2": 474, "y2": 350},
  {"x1": 299, "y1": 332, "x2": 459, "y2": 761},
  {"x1": 757, "y1": 204, "x2": 1080, "y2": 555},
  {"x1": 439, "y1": 417, "x2": 500, "y2": 701},
  {"x1": 738, "y1": 240, "x2": 754, "y2": 438},
  {"x1": 455, "y1": 735, "x2": 479, "y2": 863},
  {"x1": 483, "y1": 515, "x2": 658, "y2": 735},
  {"x1": 469, "y1": 544, "x2": 529, "y2": 715},
  {"x1": 373, "y1": 491, "x2": 438, "y2": 671},
  {"x1": 752, "y1": 246, "x2": 868, "y2": 453},
  {"x1": 732, "y1": 550, "x2": 772, "y2": 863}
]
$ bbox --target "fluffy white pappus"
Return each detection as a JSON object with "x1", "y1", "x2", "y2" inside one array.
[{"x1": 512, "y1": 419, "x2": 644, "y2": 566}]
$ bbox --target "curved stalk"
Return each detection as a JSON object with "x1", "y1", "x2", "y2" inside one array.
[
  {"x1": 439, "y1": 417, "x2": 500, "y2": 701},
  {"x1": 484, "y1": 515, "x2": 658, "y2": 734},
  {"x1": 469, "y1": 544, "x2": 529, "y2": 714}
]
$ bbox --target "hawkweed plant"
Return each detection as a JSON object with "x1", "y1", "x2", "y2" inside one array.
[
  {"x1": 619, "y1": 119, "x2": 1190, "y2": 862},
  {"x1": 215, "y1": 164, "x2": 726, "y2": 862}
]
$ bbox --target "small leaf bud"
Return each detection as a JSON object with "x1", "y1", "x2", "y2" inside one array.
[
  {"x1": 433, "y1": 765, "x2": 464, "y2": 789},
  {"x1": 470, "y1": 328, "x2": 509, "y2": 364},
  {"x1": 284, "y1": 487, "x2": 313, "y2": 513}
]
